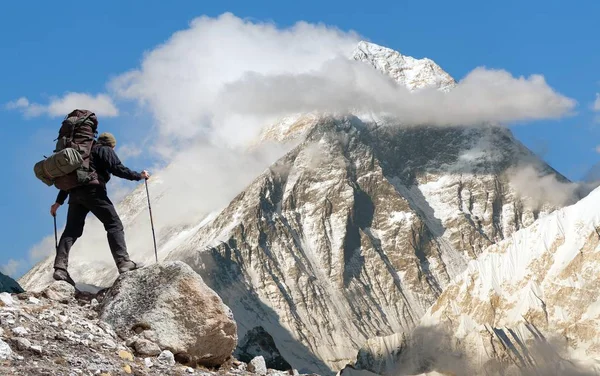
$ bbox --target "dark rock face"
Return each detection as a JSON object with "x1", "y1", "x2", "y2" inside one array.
[
  {"x1": 0, "y1": 272, "x2": 24, "y2": 294},
  {"x1": 236, "y1": 326, "x2": 291, "y2": 371}
]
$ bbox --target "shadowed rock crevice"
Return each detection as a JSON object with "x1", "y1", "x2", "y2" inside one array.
[{"x1": 235, "y1": 326, "x2": 292, "y2": 371}]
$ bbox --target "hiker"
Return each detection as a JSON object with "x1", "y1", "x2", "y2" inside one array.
[{"x1": 49, "y1": 132, "x2": 150, "y2": 286}]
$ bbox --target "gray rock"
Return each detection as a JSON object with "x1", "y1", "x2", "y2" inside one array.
[
  {"x1": 15, "y1": 337, "x2": 31, "y2": 351},
  {"x1": 142, "y1": 330, "x2": 159, "y2": 343},
  {"x1": 158, "y1": 349, "x2": 176, "y2": 366},
  {"x1": 125, "y1": 335, "x2": 139, "y2": 347},
  {"x1": 20, "y1": 312, "x2": 36, "y2": 322},
  {"x1": 0, "y1": 292, "x2": 15, "y2": 306},
  {"x1": 12, "y1": 327, "x2": 28, "y2": 336},
  {"x1": 248, "y1": 356, "x2": 268, "y2": 376},
  {"x1": 100, "y1": 338, "x2": 117, "y2": 349},
  {"x1": 133, "y1": 338, "x2": 161, "y2": 356},
  {"x1": 43, "y1": 281, "x2": 75, "y2": 302},
  {"x1": 144, "y1": 357, "x2": 154, "y2": 368},
  {"x1": 99, "y1": 261, "x2": 237, "y2": 367},
  {"x1": 97, "y1": 321, "x2": 117, "y2": 338},
  {"x1": 30, "y1": 345, "x2": 42, "y2": 354},
  {"x1": 0, "y1": 339, "x2": 12, "y2": 359},
  {"x1": 28, "y1": 297, "x2": 41, "y2": 305}
]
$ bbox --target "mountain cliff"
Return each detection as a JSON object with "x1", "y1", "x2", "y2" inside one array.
[{"x1": 415, "y1": 183, "x2": 600, "y2": 374}]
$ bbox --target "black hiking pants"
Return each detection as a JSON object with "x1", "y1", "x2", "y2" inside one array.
[{"x1": 54, "y1": 185, "x2": 131, "y2": 271}]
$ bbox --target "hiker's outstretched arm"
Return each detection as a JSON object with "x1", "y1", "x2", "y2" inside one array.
[
  {"x1": 111, "y1": 162, "x2": 143, "y2": 181},
  {"x1": 100, "y1": 147, "x2": 143, "y2": 181}
]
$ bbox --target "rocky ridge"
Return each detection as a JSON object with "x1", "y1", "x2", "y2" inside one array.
[{"x1": 0, "y1": 265, "x2": 306, "y2": 376}]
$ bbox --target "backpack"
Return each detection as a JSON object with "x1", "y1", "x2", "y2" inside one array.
[{"x1": 33, "y1": 109, "x2": 100, "y2": 191}]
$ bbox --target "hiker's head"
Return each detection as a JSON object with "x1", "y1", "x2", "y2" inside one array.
[{"x1": 98, "y1": 132, "x2": 117, "y2": 148}]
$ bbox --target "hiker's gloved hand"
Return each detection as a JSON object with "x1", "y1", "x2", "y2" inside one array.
[
  {"x1": 50, "y1": 202, "x2": 61, "y2": 217},
  {"x1": 141, "y1": 170, "x2": 150, "y2": 180}
]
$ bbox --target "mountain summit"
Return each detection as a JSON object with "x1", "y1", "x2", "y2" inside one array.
[{"x1": 351, "y1": 41, "x2": 456, "y2": 91}]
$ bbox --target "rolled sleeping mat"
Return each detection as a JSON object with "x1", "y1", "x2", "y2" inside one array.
[{"x1": 34, "y1": 148, "x2": 84, "y2": 186}]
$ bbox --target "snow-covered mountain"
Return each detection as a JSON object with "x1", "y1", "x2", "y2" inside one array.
[
  {"x1": 165, "y1": 118, "x2": 563, "y2": 373},
  {"x1": 351, "y1": 41, "x2": 456, "y2": 92},
  {"x1": 414, "y1": 183, "x2": 600, "y2": 374},
  {"x1": 350, "y1": 185, "x2": 600, "y2": 375},
  {"x1": 259, "y1": 41, "x2": 456, "y2": 143},
  {"x1": 20, "y1": 42, "x2": 568, "y2": 374}
]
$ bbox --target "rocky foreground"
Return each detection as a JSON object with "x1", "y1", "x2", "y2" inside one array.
[{"x1": 0, "y1": 262, "x2": 307, "y2": 376}]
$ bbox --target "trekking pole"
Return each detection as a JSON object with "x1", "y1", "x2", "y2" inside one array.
[
  {"x1": 145, "y1": 179, "x2": 158, "y2": 263},
  {"x1": 53, "y1": 215, "x2": 58, "y2": 251}
]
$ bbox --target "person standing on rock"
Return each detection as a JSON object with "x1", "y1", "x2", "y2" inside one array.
[{"x1": 50, "y1": 132, "x2": 150, "y2": 286}]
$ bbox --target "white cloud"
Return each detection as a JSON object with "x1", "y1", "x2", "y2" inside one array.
[
  {"x1": 110, "y1": 13, "x2": 575, "y2": 157},
  {"x1": 4, "y1": 97, "x2": 29, "y2": 110},
  {"x1": 0, "y1": 259, "x2": 22, "y2": 278},
  {"x1": 117, "y1": 144, "x2": 142, "y2": 160},
  {"x1": 507, "y1": 165, "x2": 591, "y2": 209},
  {"x1": 6, "y1": 92, "x2": 119, "y2": 118},
  {"x1": 594, "y1": 93, "x2": 600, "y2": 112},
  {"x1": 110, "y1": 12, "x2": 360, "y2": 151},
  {"x1": 217, "y1": 63, "x2": 575, "y2": 127}
]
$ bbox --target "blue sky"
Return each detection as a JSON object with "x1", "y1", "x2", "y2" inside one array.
[{"x1": 1, "y1": 0, "x2": 599, "y2": 278}]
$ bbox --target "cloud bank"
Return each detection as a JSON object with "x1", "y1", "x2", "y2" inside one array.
[
  {"x1": 6, "y1": 92, "x2": 118, "y2": 118},
  {"x1": 0, "y1": 259, "x2": 22, "y2": 277},
  {"x1": 218, "y1": 64, "x2": 575, "y2": 126},
  {"x1": 594, "y1": 93, "x2": 600, "y2": 112},
  {"x1": 109, "y1": 12, "x2": 360, "y2": 152},
  {"x1": 107, "y1": 13, "x2": 575, "y2": 157}
]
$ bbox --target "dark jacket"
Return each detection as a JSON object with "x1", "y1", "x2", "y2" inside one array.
[{"x1": 56, "y1": 143, "x2": 142, "y2": 204}]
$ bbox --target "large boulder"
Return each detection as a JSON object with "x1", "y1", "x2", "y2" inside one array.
[{"x1": 99, "y1": 261, "x2": 237, "y2": 367}]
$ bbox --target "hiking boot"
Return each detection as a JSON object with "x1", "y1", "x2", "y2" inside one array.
[
  {"x1": 53, "y1": 268, "x2": 76, "y2": 287},
  {"x1": 117, "y1": 260, "x2": 144, "y2": 274}
]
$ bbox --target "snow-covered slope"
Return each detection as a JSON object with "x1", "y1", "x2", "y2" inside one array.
[
  {"x1": 410, "y1": 185, "x2": 600, "y2": 374},
  {"x1": 20, "y1": 41, "x2": 568, "y2": 374},
  {"x1": 351, "y1": 41, "x2": 455, "y2": 92}
]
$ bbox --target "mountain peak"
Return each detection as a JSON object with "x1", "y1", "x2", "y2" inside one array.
[
  {"x1": 259, "y1": 41, "x2": 457, "y2": 143},
  {"x1": 351, "y1": 41, "x2": 456, "y2": 92}
]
